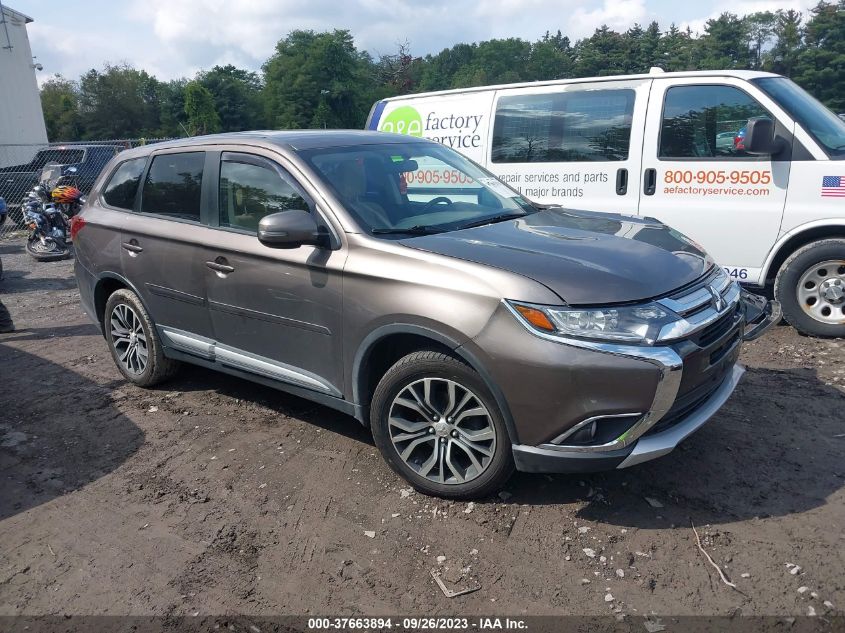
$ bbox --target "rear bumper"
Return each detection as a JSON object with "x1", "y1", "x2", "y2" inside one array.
[{"x1": 512, "y1": 364, "x2": 745, "y2": 473}]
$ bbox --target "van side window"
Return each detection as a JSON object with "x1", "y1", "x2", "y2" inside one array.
[
  {"x1": 659, "y1": 86, "x2": 770, "y2": 159},
  {"x1": 492, "y1": 89, "x2": 635, "y2": 163},
  {"x1": 102, "y1": 157, "x2": 146, "y2": 210},
  {"x1": 219, "y1": 159, "x2": 310, "y2": 232},
  {"x1": 140, "y1": 152, "x2": 204, "y2": 220}
]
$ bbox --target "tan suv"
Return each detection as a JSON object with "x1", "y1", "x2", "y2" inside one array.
[{"x1": 72, "y1": 131, "x2": 779, "y2": 498}]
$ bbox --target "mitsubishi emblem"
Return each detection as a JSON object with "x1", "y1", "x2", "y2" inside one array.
[{"x1": 708, "y1": 285, "x2": 724, "y2": 311}]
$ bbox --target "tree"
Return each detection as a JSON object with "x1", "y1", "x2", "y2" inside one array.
[
  {"x1": 184, "y1": 82, "x2": 221, "y2": 135},
  {"x1": 262, "y1": 30, "x2": 374, "y2": 129},
  {"x1": 697, "y1": 13, "x2": 753, "y2": 69},
  {"x1": 197, "y1": 64, "x2": 264, "y2": 132},
  {"x1": 40, "y1": 75, "x2": 81, "y2": 141},
  {"x1": 659, "y1": 24, "x2": 696, "y2": 71},
  {"x1": 77, "y1": 64, "x2": 163, "y2": 139},
  {"x1": 794, "y1": 1, "x2": 845, "y2": 111},
  {"x1": 768, "y1": 9, "x2": 804, "y2": 76},
  {"x1": 746, "y1": 12, "x2": 777, "y2": 69},
  {"x1": 575, "y1": 26, "x2": 629, "y2": 76}
]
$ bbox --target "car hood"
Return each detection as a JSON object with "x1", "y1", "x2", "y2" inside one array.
[{"x1": 399, "y1": 208, "x2": 713, "y2": 305}]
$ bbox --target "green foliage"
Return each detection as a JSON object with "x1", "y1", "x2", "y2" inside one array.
[
  {"x1": 184, "y1": 82, "x2": 221, "y2": 135},
  {"x1": 197, "y1": 65, "x2": 264, "y2": 131},
  {"x1": 38, "y1": 4, "x2": 845, "y2": 141},
  {"x1": 77, "y1": 64, "x2": 163, "y2": 139},
  {"x1": 262, "y1": 29, "x2": 373, "y2": 129},
  {"x1": 793, "y1": 1, "x2": 845, "y2": 112},
  {"x1": 40, "y1": 75, "x2": 81, "y2": 141}
]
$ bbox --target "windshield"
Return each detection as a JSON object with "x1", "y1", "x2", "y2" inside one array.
[
  {"x1": 299, "y1": 142, "x2": 535, "y2": 235},
  {"x1": 752, "y1": 77, "x2": 845, "y2": 158}
]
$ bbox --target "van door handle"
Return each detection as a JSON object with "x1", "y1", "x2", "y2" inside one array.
[
  {"x1": 121, "y1": 240, "x2": 143, "y2": 255},
  {"x1": 615, "y1": 168, "x2": 628, "y2": 195},
  {"x1": 206, "y1": 258, "x2": 235, "y2": 275},
  {"x1": 643, "y1": 168, "x2": 657, "y2": 196}
]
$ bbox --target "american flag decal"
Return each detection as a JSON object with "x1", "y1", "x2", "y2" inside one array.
[{"x1": 821, "y1": 176, "x2": 845, "y2": 196}]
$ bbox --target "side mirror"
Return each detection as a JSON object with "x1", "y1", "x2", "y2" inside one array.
[
  {"x1": 744, "y1": 118, "x2": 778, "y2": 155},
  {"x1": 258, "y1": 210, "x2": 323, "y2": 249}
]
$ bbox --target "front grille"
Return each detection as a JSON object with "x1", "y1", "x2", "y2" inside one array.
[
  {"x1": 697, "y1": 303, "x2": 742, "y2": 348},
  {"x1": 645, "y1": 378, "x2": 722, "y2": 435}
]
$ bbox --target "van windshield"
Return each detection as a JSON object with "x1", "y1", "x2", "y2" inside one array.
[
  {"x1": 299, "y1": 142, "x2": 536, "y2": 235},
  {"x1": 752, "y1": 77, "x2": 845, "y2": 159}
]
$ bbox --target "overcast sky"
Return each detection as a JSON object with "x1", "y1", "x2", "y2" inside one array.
[{"x1": 12, "y1": 0, "x2": 818, "y2": 83}]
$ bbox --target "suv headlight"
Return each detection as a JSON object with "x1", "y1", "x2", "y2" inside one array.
[{"x1": 507, "y1": 300, "x2": 680, "y2": 345}]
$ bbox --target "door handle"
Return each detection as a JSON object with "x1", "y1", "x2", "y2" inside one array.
[
  {"x1": 615, "y1": 168, "x2": 628, "y2": 195},
  {"x1": 205, "y1": 259, "x2": 235, "y2": 275},
  {"x1": 643, "y1": 168, "x2": 657, "y2": 196},
  {"x1": 121, "y1": 241, "x2": 143, "y2": 255}
]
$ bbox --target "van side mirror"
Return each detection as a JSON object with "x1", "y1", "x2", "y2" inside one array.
[
  {"x1": 258, "y1": 210, "x2": 323, "y2": 249},
  {"x1": 744, "y1": 118, "x2": 778, "y2": 155}
]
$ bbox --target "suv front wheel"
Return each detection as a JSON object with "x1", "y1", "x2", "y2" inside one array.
[{"x1": 371, "y1": 350, "x2": 514, "y2": 499}]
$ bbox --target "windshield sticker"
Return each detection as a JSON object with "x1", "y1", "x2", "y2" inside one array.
[{"x1": 478, "y1": 177, "x2": 518, "y2": 198}]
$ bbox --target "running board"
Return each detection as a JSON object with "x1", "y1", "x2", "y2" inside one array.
[{"x1": 158, "y1": 326, "x2": 339, "y2": 396}]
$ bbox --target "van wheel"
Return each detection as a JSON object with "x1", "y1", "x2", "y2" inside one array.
[
  {"x1": 774, "y1": 239, "x2": 845, "y2": 338},
  {"x1": 104, "y1": 289, "x2": 180, "y2": 387},
  {"x1": 370, "y1": 350, "x2": 514, "y2": 499}
]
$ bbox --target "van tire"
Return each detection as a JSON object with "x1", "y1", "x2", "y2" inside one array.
[
  {"x1": 104, "y1": 289, "x2": 180, "y2": 387},
  {"x1": 774, "y1": 239, "x2": 845, "y2": 338},
  {"x1": 370, "y1": 350, "x2": 514, "y2": 499}
]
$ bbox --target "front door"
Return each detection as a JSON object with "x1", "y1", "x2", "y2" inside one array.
[
  {"x1": 638, "y1": 78, "x2": 791, "y2": 283},
  {"x1": 203, "y1": 152, "x2": 346, "y2": 396}
]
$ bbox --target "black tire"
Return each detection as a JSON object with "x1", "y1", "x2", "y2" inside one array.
[
  {"x1": 25, "y1": 236, "x2": 70, "y2": 261},
  {"x1": 774, "y1": 238, "x2": 845, "y2": 338},
  {"x1": 370, "y1": 350, "x2": 514, "y2": 499},
  {"x1": 104, "y1": 289, "x2": 180, "y2": 387}
]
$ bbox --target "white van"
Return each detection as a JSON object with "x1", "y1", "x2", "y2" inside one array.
[{"x1": 366, "y1": 69, "x2": 845, "y2": 337}]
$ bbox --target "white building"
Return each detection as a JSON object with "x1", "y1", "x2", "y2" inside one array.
[{"x1": 0, "y1": 3, "x2": 48, "y2": 167}]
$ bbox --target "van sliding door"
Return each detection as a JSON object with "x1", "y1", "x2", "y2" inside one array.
[{"x1": 484, "y1": 79, "x2": 651, "y2": 215}]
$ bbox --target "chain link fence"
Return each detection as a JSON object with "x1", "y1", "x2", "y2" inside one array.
[{"x1": 0, "y1": 138, "x2": 175, "y2": 237}]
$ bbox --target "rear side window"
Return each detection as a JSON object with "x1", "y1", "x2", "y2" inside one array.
[
  {"x1": 659, "y1": 85, "x2": 769, "y2": 159},
  {"x1": 140, "y1": 152, "x2": 204, "y2": 220},
  {"x1": 219, "y1": 159, "x2": 310, "y2": 232},
  {"x1": 492, "y1": 89, "x2": 635, "y2": 163},
  {"x1": 102, "y1": 157, "x2": 146, "y2": 210}
]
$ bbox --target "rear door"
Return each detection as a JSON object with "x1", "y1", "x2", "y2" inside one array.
[
  {"x1": 638, "y1": 78, "x2": 791, "y2": 282},
  {"x1": 120, "y1": 149, "x2": 215, "y2": 339},
  {"x1": 484, "y1": 79, "x2": 651, "y2": 214}
]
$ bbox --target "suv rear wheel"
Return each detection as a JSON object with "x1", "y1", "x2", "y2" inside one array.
[
  {"x1": 371, "y1": 350, "x2": 514, "y2": 499},
  {"x1": 775, "y1": 239, "x2": 845, "y2": 338},
  {"x1": 104, "y1": 289, "x2": 180, "y2": 387}
]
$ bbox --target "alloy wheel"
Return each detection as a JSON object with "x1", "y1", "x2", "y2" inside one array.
[
  {"x1": 110, "y1": 303, "x2": 148, "y2": 375},
  {"x1": 387, "y1": 377, "x2": 496, "y2": 485}
]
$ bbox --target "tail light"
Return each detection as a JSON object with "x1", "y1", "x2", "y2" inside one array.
[{"x1": 70, "y1": 215, "x2": 86, "y2": 240}]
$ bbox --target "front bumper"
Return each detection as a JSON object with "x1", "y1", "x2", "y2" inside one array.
[{"x1": 507, "y1": 285, "x2": 778, "y2": 474}]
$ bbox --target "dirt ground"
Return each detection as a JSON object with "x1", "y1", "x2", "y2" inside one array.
[{"x1": 0, "y1": 235, "x2": 843, "y2": 620}]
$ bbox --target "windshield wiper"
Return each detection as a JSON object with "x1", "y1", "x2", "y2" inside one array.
[
  {"x1": 454, "y1": 212, "x2": 529, "y2": 231},
  {"x1": 371, "y1": 225, "x2": 444, "y2": 235}
]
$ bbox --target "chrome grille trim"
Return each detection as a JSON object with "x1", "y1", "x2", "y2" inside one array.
[{"x1": 656, "y1": 270, "x2": 741, "y2": 342}]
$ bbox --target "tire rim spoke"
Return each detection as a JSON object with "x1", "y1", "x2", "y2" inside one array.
[
  {"x1": 110, "y1": 303, "x2": 148, "y2": 375},
  {"x1": 388, "y1": 377, "x2": 496, "y2": 486}
]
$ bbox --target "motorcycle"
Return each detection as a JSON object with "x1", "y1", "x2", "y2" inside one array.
[{"x1": 23, "y1": 164, "x2": 82, "y2": 261}]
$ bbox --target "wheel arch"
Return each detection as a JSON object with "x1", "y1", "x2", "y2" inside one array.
[
  {"x1": 763, "y1": 221, "x2": 845, "y2": 285},
  {"x1": 351, "y1": 324, "x2": 519, "y2": 443},
  {"x1": 93, "y1": 272, "x2": 149, "y2": 335}
]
